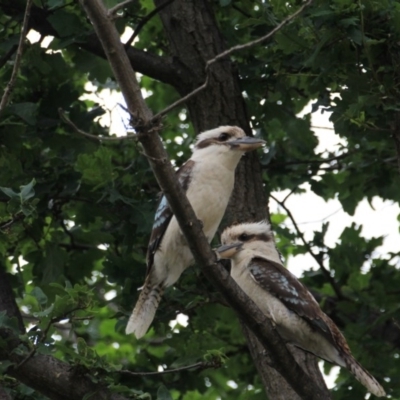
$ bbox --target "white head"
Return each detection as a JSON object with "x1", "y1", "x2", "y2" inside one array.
[
  {"x1": 191, "y1": 126, "x2": 265, "y2": 169},
  {"x1": 217, "y1": 221, "x2": 281, "y2": 265}
]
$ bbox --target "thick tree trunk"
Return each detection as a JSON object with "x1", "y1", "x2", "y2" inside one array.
[{"x1": 155, "y1": 0, "x2": 329, "y2": 397}]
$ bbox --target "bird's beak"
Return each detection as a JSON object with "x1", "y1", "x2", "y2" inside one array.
[
  {"x1": 215, "y1": 242, "x2": 243, "y2": 259},
  {"x1": 228, "y1": 137, "x2": 265, "y2": 151}
]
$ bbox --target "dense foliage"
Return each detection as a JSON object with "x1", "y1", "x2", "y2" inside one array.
[{"x1": 0, "y1": 0, "x2": 399, "y2": 399}]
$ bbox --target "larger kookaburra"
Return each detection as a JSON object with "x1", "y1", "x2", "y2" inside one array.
[
  {"x1": 126, "y1": 126, "x2": 265, "y2": 338},
  {"x1": 216, "y1": 221, "x2": 386, "y2": 397}
]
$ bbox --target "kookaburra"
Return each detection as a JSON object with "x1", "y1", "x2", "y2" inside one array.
[
  {"x1": 216, "y1": 221, "x2": 386, "y2": 397},
  {"x1": 126, "y1": 126, "x2": 265, "y2": 338}
]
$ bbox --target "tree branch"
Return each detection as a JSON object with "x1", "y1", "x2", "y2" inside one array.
[
  {"x1": 124, "y1": 0, "x2": 175, "y2": 48},
  {"x1": 81, "y1": 36, "x2": 185, "y2": 88},
  {"x1": 270, "y1": 194, "x2": 346, "y2": 300},
  {"x1": 2, "y1": 3, "x2": 183, "y2": 87},
  {"x1": 153, "y1": 0, "x2": 313, "y2": 119},
  {"x1": 107, "y1": 0, "x2": 135, "y2": 16},
  {"x1": 206, "y1": 0, "x2": 313, "y2": 67},
  {"x1": 1, "y1": 351, "x2": 131, "y2": 400},
  {"x1": 0, "y1": 265, "x2": 131, "y2": 400},
  {"x1": 119, "y1": 359, "x2": 220, "y2": 377},
  {"x1": 78, "y1": 1, "x2": 328, "y2": 398},
  {"x1": 152, "y1": 75, "x2": 209, "y2": 120},
  {"x1": 0, "y1": 0, "x2": 33, "y2": 113},
  {"x1": 265, "y1": 151, "x2": 353, "y2": 169},
  {"x1": 58, "y1": 108, "x2": 137, "y2": 141},
  {"x1": 81, "y1": 0, "x2": 152, "y2": 125}
]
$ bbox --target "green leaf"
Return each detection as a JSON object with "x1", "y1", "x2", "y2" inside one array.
[
  {"x1": 30, "y1": 287, "x2": 48, "y2": 306},
  {"x1": 48, "y1": 11, "x2": 86, "y2": 38},
  {"x1": 20, "y1": 178, "x2": 36, "y2": 202},
  {"x1": 0, "y1": 311, "x2": 20, "y2": 333},
  {"x1": 0, "y1": 360, "x2": 14, "y2": 374},
  {"x1": 47, "y1": 0, "x2": 65, "y2": 8},
  {"x1": 33, "y1": 304, "x2": 54, "y2": 318},
  {"x1": 75, "y1": 146, "x2": 115, "y2": 187},
  {"x1": 348, "y1": 271, "x2": 371, "y2": 292},
  {"x1": 0, "y1": 186, "x2": 18, "y2": 199},
  {"x1": 157, "y1": 385, "x2": 173, "y2": 400},
  {"x1": 41, "y1": 245, "x2": 67, "y2": 284},
  {"x1": 8, "y1": 103, "x2": 38, "y2": 125}
]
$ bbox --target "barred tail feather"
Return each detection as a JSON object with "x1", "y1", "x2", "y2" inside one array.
[
  {"x1": 344, "y1": 355, "x2": 386, "y2": 397},
  {"x1": 125, "y1": 283, "x2": 164, "y2": 339}
]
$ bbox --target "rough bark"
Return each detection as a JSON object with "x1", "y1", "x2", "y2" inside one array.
[
  {"x1": 1, "y1": 350, "x2": 130, "y2": 400},
  {"x1": 241, "y1": 324, "x2": 302, "y2": 400},
  {"x1": 154, "y1": 1, "x2": 329, "y2": 397}
]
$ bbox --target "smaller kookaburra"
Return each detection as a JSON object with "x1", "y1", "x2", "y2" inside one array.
[
  {"x1": 126, "y1": 126, "x2": 265, "y2": 338},
  {"x1": 216, "y1": 221, "x2": 385, "y2": 397}
]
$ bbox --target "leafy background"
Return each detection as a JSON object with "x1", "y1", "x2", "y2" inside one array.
[{"x1": 0, "y1": 0, "x2": 399, "y2": 399}]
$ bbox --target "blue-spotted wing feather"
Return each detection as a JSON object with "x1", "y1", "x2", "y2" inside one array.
[
  {"x1": 146, "y1": 160, "x2": 195, "y2": 274},
  {"x1": 249, "y1": 257, "x2": 335, "y2": 347}
]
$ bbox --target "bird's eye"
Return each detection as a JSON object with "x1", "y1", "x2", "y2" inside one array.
[
  {"x1": 218, "y1": 133, "x2": 230, "y2": 142},
  {"x1": 239, "y1": 233, "x2": 249, "y2": 241}
]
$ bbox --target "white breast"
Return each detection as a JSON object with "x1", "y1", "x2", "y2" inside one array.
[
  {"x1": 153, "y1": 160, "x2": 236, "y2": 288},
  {"x1": 186, "y1": 161, "x2": 235, "y2": 240}
]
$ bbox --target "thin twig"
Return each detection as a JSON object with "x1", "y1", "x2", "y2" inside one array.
[
  {"x1": 0, "y1": 0, "x2": 33, "y2": 113},
  {"x1": 13, "y1": 347, "x2": 36, "y2": 371},
  {"x1": 74, "y1": 0, "x2": 311, "y2": 139},
  {"x1": 281, "y1": 187, "x2": 299, "y2": 205},
  {"x1": 311, "y1": 125, "x2": 334, "y2": 131},
  {"x1": 292, "y1": 207, "x2": 342, "y2": 226},
  {"x1": 152, "y1": 75, "x2": 210, "y2": 120},
  {"x1": 124, "y1": 0, "x2": 175, "y2": 48},
  {"x1": 206, "y1": 0, "x2": 313, "y2": 67},
  {"x1": 119, "y1": 360, "x2": 220, "y2": 377},
  {"x1": 0, "y1": 214, "x2": 24, "y2": 231},
  {"x1": 13, "y1": 305, "x2": 86, "y2": 373},
  {"x1": 152, "y1": 0, "x2": 313, "y2": 120},
  {"x1": 108, "y1": 0, "x2": 135, "y2": 16},
  {"x1": 58, "y1": 108, "x2": 137, "y2": 141},
  {"x1": 270, "y1": 193, "x2": 346, "y2": 300},
  {"x1": 265, "y1": 151, "x2": 352, "y2": 168}
]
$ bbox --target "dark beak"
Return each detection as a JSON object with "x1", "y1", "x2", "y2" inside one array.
[
  {"x1": 215, "y1": 242, "x2": 243, "y2": 259},
  {"x1": 228, "y1": 137, "x2": 265, "y2": 151}
]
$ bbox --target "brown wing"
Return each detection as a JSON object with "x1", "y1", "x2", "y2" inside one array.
[
  {"x1": 249, "y1": 257, "x2": 336, "y2": 347},
  {"x1": 145, "y1": 160, "x2": 195, "y2": 274}
]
